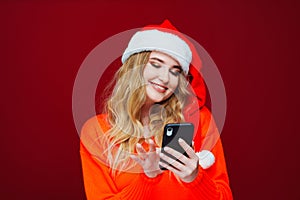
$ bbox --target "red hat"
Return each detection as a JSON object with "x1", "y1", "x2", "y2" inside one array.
[{"x1": 122, "y1": 20, "x2": 192, "y2": 74}]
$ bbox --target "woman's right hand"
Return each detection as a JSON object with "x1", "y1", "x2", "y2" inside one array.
[{"x1": 130, "y1": 139, "x2": 163, "y2": 178}]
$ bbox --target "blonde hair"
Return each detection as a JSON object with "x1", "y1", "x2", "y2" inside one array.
[{"x1": 103, "y1": 51, "x2": 190, "y2": 174}]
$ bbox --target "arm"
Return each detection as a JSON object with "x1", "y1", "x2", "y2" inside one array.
[
  {"x1": 159, "y1": 107, "x2": 233, "y2": 199},
  {"x1": 79, "y1": 116, "x2": 162, "y2": 200},
  {"x1": 182, "y1": 138, "x2": 233, "y2": 199},
  {"x1": 184, "y1": 106, "x2": 233, "y2": 199},
  {"x1": 80, "y1": 142, "x2": 162, "y2": 200}
]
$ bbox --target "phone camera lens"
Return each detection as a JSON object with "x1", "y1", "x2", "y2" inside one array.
[{"x1": 166, "y1": 127, "x2": 173, "y2": 136}]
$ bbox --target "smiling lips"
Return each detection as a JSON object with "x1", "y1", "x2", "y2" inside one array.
[{"x1": 149, "y1": 81, "x2": 168, "y2": 93}]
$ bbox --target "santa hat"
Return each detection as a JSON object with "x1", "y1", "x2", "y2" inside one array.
[{"x1": 122, "y1": 20, "x2": 192, "y2": 74}]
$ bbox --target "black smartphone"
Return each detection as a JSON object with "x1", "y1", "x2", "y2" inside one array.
[{"x1": 159, "y1": 123, "x2": 194, "y2": 170}]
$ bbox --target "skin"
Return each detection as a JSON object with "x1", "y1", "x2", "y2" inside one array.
[
  {"x1": 130, "y1": 51, "x2": 199, "y2": 183},
  {"x1": 143, "y1": 51, "x2": 181, "y2": 105}
]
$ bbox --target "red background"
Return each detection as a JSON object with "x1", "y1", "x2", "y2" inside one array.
[{"x1": 1, "y1": 0, "x2": 299, "y2": 199}]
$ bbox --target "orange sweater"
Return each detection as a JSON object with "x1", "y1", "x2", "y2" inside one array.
[{"x1": 80, "y1": 107, "x2": 232, "y2": 200}]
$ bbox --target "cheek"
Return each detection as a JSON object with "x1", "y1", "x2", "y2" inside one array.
[
  {"x1": 169, "y1": 77, "x2": 179, "y2": 90},
  {"x1": 143, "y1": 66, "x2": 154, "y2": 80}
]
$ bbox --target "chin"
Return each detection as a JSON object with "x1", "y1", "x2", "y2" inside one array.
[
  {"x1": 147, "y1": 94, "x2": 173, "y2": 104},
  {"x1": 148, "y1": 97, "x2": 164, "y2": 104}
]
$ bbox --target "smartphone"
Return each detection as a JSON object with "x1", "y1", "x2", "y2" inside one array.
[{"x1": 159, "y1": 123, "x2": 194, "y2": 170}]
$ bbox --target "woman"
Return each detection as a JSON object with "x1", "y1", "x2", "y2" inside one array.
[{"x1": 80, "y1": 20, "x2": 232, "y2": 199}]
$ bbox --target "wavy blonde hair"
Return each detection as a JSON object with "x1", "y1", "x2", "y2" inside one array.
[{"x1": 103, "y1": 51, "x2": 190, "y2": 174}]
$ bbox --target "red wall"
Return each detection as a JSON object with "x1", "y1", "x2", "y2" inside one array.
[{"x1": 1, "y1": 1, "x2": 299, "y2": 199}]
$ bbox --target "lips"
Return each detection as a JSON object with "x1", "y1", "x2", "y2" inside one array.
[{"x1": 149, "y1": 81, "x2": 168, "y2": 93}]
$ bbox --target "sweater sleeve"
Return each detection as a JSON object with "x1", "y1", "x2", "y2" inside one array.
[
  {"x1": 80, "y1": 142, "x2": 162, "y2": 200},
  {"x1": 182, "y1": 107, "x2": 233, "y2": 200},
  {"x1": 79, "y1": 116, "x2": 162, "y2": 200}
]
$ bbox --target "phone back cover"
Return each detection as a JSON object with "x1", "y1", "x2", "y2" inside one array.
[{"x1": 160, "y1": 123, "x2": 194, "y2": 169}]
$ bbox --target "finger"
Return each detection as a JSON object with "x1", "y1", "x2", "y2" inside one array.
[
  {"x1": 130, "y1": 155, "x2": 144, "y2": 166},
  {"x1": 178, "y1": 138, "x2": 197, "y2": 159},
  {"x1": 158, "y1": 161, "x2": 181, "y2": 175},
  {"x1": 163, "y1": 146, "x2": 189, "y2": 164},
  {"x1": 148, "y1": 139, "x2": 156, "y2": 152},
  {"x1": 156, "y1": 147, "x2": 161, "y2": 154},
  {"x1": 160, "y1": 152, "x2": 185, "y2": 171},
  {"x1": 136, "y1": 143, "x2": 147, "y2": 160},
  {"x1": 136, "y1": 143, "x2": 147, "y2": 154},
  {"x1": 163, "y1": 147, "x2": 198, "y2": 174},
  {"x1": 159, "y1": 158, "x2": 197, "y2": 179}
]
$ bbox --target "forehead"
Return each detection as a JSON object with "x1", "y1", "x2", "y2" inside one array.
[{"x1": 149, "y1": 51, "x2": 180, "y2": 66}]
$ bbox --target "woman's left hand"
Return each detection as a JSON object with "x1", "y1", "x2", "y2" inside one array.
[
  {"x1": 159, "y1": 138, "x2": 199, "y2": 183},
  {"x1": 130, "y1": 139, "x2": 163, "y2": 178}
]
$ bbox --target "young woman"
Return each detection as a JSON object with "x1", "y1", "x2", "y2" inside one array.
[{"x1": 80, "y1": 20, "x2": 232, "y2": 199}]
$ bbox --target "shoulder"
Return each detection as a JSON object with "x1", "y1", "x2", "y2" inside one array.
[
  {"x1": 80, "y1": 115, "x2": 113, "y2": 165},
  {"x1": 192, "y1": 106, "x2": 220, "y2": 151},
  {"x1": 81, "y1": 114, "x2": 110, "y2": 132},
  {"x1": 199, "y1": 106, "x2": 218, "y2": 133},
  {"x1": 80, "y1": 114, "x2": 110, "y2": 142},
  {"x1": 199, "y1": 106, "x2": 213, "y2": 125},
  {"x1": 200, "y1": 106, "x2": 211, "y2": 117}
]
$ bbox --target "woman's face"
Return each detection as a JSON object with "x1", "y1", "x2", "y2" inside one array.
[{"x1": 143, "y1": 51, "x2": 182, "y2": 104}]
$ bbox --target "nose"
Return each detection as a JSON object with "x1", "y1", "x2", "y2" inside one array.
[{"x1": 158, "y1": 67, "x2": 169, "y2": 83}]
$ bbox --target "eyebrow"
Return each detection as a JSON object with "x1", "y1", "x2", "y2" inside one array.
[{"x1": 149, "y1": 57, "x2": 182, "y2": 70}]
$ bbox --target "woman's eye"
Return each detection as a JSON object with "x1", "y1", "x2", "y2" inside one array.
[
  {"x1": 170, "y1": 70, "x2": 180, "y2": 76},
  {"x1": 150, "y1": 62, "x2": 161, "y2": 68}
]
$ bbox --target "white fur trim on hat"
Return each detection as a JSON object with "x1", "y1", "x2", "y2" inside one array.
[
  {"x1": 196, "y1": 150, "x2": 215, "y2": 169},
  {"x1": 122, "y1": 29, "x2": 192, "y2": 74}
]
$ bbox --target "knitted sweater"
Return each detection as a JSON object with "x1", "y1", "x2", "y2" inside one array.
[{"x1": 80, "y1": 107, "x2": 232, "y2": 200}]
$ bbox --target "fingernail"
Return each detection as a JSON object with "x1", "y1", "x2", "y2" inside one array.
[{"x1": 178, "y1": 138, "x2": 184, "y2": 142}]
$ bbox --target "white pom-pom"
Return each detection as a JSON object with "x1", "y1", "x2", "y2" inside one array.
[{"x1": 196, "y1": 150, "x2": 215, "y2": 169}]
